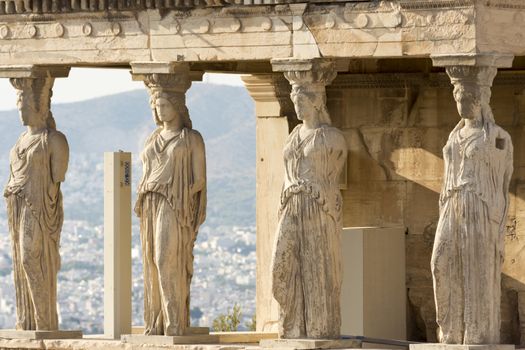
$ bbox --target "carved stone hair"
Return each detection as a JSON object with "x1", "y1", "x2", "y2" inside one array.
[
  {"x1": 10, "y1": 77, "x2": 56, "y2": 130},
  {"x1": 143, "y1": 73, "x2": 193, "y2": 128},
  {"x1": 447, "y1": 66, "x2": 497, "y2": 124},
  {"x1": 284, "y1": 68, "x2": 337, "y2": 126},
  {"x1": 149, "y1": 91, "x2": 192, "y2": 129}
]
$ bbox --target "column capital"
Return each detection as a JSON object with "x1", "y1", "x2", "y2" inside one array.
[
  {"x1": 0, "y1": 65, "x2": 70, "y2": 78},
  {"x1": 430, "y1": 53, "x2": 514, "y2": 69},
  {"x1": 130, "y1": 61, "x2": 203, "y2": 83},
  {"x1": 242, "y1": 73, "x2": 294, "y2": 118},
  {"x1": 271, "y1": 58, "x2": 337, "y2": 87}
]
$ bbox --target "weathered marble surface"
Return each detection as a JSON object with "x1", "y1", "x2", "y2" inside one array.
[
  {"x1": 3, "y1": 76, "x2": 69, "y2": 331},
  {"x1": 431, "y1": 66, "x2": 513, "y2": 344},
  {"x1": 271, "y1": 60, "x2": 347, "y2": 339},
  {"x1": 134, "y1": 72, "x2": 206, "y2": 336},
  {"x1": 260, "y1": 338, "x2": 361, "y2": 350}
]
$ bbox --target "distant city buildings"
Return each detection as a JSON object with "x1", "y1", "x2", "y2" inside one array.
[{"x1": 0, "y1": 220, "x2": 255, "y2": 334}]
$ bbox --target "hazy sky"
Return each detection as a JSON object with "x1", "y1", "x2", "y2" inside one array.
[{"x1": 0, "y1": 68, "x2": 244, "y2": 111}]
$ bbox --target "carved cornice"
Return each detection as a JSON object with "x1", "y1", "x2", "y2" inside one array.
[{"x1": 399, "y1": 0, "x2": 473, "y2": 10}]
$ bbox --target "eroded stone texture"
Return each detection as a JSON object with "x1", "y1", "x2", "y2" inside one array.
[
  {"x1": 4, "y1": 76, "x2": 69, "y2": 331},
  {"x1": 134, "y1": 69, "x2": 207, "y2": 336},
  {"x1": 431, "y1": 66, "x2": 513, "y2": 344},
  {"x1": 271, "y1": 59, "x2": 347, "y2": 339}
]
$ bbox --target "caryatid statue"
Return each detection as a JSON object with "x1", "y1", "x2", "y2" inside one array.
[
  {"x1": 135, "y1": 73, "x2": 206, "y2": 336},
  {"x1": 431, "y1": 66, "x2": 513, "y2": 344},
  {"x1": 4, "y1": 77, "x2": 69, "y2": 331},
  {"x1": 271, "y1": 61, "x2": 347, "y2": 339}
]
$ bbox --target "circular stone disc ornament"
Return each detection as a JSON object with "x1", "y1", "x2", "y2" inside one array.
[
  {"x1": 355, "y1": 14, "x2": 368, "y2": 28},
  {"x1": 27, "y1": 25, "x2": 37, "y2": 38},
  {"x1": 82, "y1": 23, "x2": 93, "y2": 36},
  {"x1": 261, "y1": 17, "x2": 272, "y2": 31},
  {"x1": 325, "y1": 15, "x2": 336, "y2": 29},
  {"x1": 111, "y1": 22, "x2": 121, "y2": 36},
  {"x1": 200, "y1": 19, "x2": 210, "y2": 33},
  {"x1": 55, "y1": 23, "x2": 64, "y2": 37},
  {"x1": 230, "y1": 18, "x2": 241, "y2": 32},
  {"x1": 0, "y1": 25, "x2": 9, "y2": 39}
]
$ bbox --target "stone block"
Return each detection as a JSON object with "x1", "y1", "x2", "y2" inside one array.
[
  {"x1": 260, "y1": 338, "x2": 361, "y2": 350},
  {"x1": 131, "y1": 327, "x2": 210, "y2": 335},
  {"x1": 121, "y1": 334, "x2": 220, "y2": 345},
  {"x1": 410, "y1": 344, "x2": 515, "y2": 350},
  {"x1": 341, "y1": 227, "x2": 406, "y2": 343},
  {"x1": 213, "y1": 331, "x2": 279, "y2": 343},
  {"x1": 0, "y1": 330, "x2": 83, "y2": 340}
]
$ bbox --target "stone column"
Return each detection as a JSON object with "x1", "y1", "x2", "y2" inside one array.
[
  {"x1": 265, "y1": 58, "x2": 352, "y2": 343},
  {"x1": 0, "y1": 65, "x2": 81, "y2": 339},
  {"x1": 130, "y1": 62, "x2": 205, "y2": 338},
  {"x1": 242, "y1": 73, "x2": 296, "y2": 333},
  {"x1": 416, "y1": 54, "x2": 515, "y2": 348}
]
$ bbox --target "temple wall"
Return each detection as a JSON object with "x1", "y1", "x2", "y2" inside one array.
[{"x1": 328, "y1": 75, "x2": 525, "y2": 345}]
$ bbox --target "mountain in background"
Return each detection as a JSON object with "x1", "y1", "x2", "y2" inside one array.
[{"x1": 0, "y1": 83, "x2": 256, "y2": 226}]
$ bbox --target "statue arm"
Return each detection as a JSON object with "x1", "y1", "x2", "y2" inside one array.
[
  {"x1": 49, "y1": 131, "x2": 70, "y2": 183},
  {"x1": 326, "y1": 129, "x2": 348, "y2": 182},
  {"x1": 190, "y1": 131, "x2": 206, "y2": 195}
]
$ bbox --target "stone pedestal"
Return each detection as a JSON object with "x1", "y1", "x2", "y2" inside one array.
[
  {"x1": 260, "y1": 338, "x2": 362, "y2": 350},
  {"x1": 0, "y1": 330, "x2": 83, "y2": 340},
  {"x1": 121, "y1": 334, "x2": 219, "y2": 345},
  {"x1": 410, "y1": 344, "x2": 515, "y2": 350},
  {"x1": 341, "y1": 227, "x2": 406, "y2": 344},
  {"x1": 122, "y1": 327, "x2": 218, "y2": 345}
]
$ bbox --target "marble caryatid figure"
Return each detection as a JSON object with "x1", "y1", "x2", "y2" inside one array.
[
  {"x1": 271, "y1": 67, "x2": 347, "y2": 339},
  {"x1": 135, "y1": 73, "x2": 206, "y2": 336},
  {"x1": 4, "y1": 77, "x2": 69, "y2": 331},
  {"x1": 431, "y1": 66, "x2": 513, "y2": 344}
]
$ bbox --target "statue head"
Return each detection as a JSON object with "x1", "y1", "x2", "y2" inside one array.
[
  {"x1": 144, "y1": 73, "x2": 192, "y2": 129},
  {"x1": 149, "y1": 90, "x2": 192, "y2": 129},
  {"x1": 290, "y1": 84, "x2": 331, "y2": 126},
  {"x1": 447, "y1": 66, "x2": 497, "y2": 124},
  {"x1": 10, "y1": 77, "x2": 56, "y2": 130}
]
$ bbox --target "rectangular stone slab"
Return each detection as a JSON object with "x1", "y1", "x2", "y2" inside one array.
[
  {"x1": 131, "y1": 326, "x2": 210, "y2": 335},
  {"x1": 121, "y1": 334, "x2": 220, "y2": 345},
  {"x1": 260, "y1": 338, "x2": 362, "y2": 349},
  {"x1": 410, "y1": 344, "x2": 516, "y2": 350},
  {"x1": 0, "y1": 330, "x2": 83, "y2": 340}
]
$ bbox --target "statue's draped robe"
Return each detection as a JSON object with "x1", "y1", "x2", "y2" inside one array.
[
  {"x1": 271, "y1": 124, "x2": 347, "y2": 339},
  {"x1": 135, "y1": 127, "x2": 206, "y2": 336},
  {"x1": 4, "y1": 130, "x2": 63, "y2": 331},
  {"x1": 432, "y1": 121, "x2": 513, "y2": 344}
]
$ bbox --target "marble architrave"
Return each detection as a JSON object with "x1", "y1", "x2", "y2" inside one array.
[
  {"x1": 132, "y1": 65, "x2": 207, "y2": 337},
  {"x1": 3, "y1": 75, "x2": 70, "y2": 333},
  {"x1": 270, "y1": 59, "x2": 348, "y2": 340},
  {"x1": 430, "y1": 62, "x2": 513, "y2": 345}
]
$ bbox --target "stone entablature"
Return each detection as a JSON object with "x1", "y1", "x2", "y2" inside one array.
[{"x1": 0, "y1": 0, "x2": 521, "y2": 67}]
